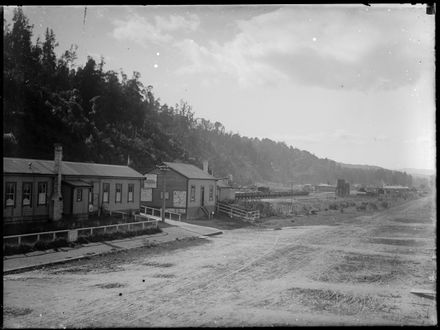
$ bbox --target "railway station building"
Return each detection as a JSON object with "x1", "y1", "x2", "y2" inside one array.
[{"x1": 3, "y1": 145, "x2": 144, "y2": 224}]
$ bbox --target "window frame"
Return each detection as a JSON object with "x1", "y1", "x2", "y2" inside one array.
[
  {"x1": 22, "y1": 182, "x2": 33, "y2": 207},
  {"x1": 103, "y1": 183, "x2": 110, "y2": 203},
  {"x1": 5, "y1": 182, "x2": 16, "y2": 208},
  {"x1": 209, "y1": 185, "x2": 214, "y2": 201},
  {"x1": 37, "y1": 182, "x2": 48, "y2": 206},
  {"x1": 76, "y1": 188, "x2": 83, "y2": 202},
  {"x1": 115, "y1": 183, "x2": 122, "y2": 203},
  {"x1": 128, "y1": 184, "x2": 134, "y2": 202},
  {"x1": 190, "y1": 185, "x2": 196, "y2": 202},
  {"x1": 89, "y1": 187, "x2": 93, "y2": 204}
]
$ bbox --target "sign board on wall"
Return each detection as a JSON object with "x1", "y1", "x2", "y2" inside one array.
[
  {"x1": 173, "y1": 191, "x2": 187, "y2": 207},
  {"x1": 144, "y1": 174, "x2": 157, "y2": 188},
  {"x1": 141, "y1": 188, "x2": 152, "y2": 202}
]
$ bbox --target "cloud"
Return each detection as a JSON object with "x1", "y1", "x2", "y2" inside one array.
[
  {"x1": 112, "y1": 13, "x2": 200, "y2": 45},
  {"x1": 155, "y1": 14, "x2": 199, "y2": 32},
  {"x1": 174, "y1": 38, "x2": 288, "y2": 88},
  {"x1": 175, "y1": 5, "x2": 434, "y2": 90}
]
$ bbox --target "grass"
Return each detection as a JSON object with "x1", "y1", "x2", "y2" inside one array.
[
  {"x1": 184, "y1": 214, "x2": 254, "y2": 230},
  {"x1": 315, "y1": 252, "x2": 405, "y2": 284},
  {"x1": 143, "y1": 261, "x2": 175, "y2": 268},
  {"x1": 3, "y1": 306, "x2": 33, "y2": 317},
  {"x1": 3, "y1": 214, "x2": 143, "y2": 236},
  {"x1": 287, "y1": 287, "x2": 395, "y2": 316},
  {"x1": 94, "y1": 282, "x2": 126, "y2": 289},
  {"x1": 3, "y1": 227, "x2": 162, "y2": 256}
]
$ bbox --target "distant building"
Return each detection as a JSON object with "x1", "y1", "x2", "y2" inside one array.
[
  {"x1": 217, "y1": 179, "x2": 235, "y2": 202},
  {"x1": 3, "y1": 145, "x2": 144, "y2": 224},
  {"x1": 336, "y1": 179, "x2": 350, "y2": 197},
  {"x1": 383, "y1": 185, "x2": 410, "y2": 197},
  {"x1": 142, "y1": 161, "x2": 217, "y2": 219},
  {"x1": 302, "y1": 184, "x2": 314, "y2": 193},
  {"x1": 315, "y1": 183, "x2": 336, "y2": 193}
]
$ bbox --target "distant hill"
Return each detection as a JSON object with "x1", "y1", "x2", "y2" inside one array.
[
  {"x1": 398, "y1": 168, "x2": 435, "y2": 177},
  {"x1": 2, "y1": 8, "x2": 414, "y2": 189},
  {"x1": 339, "y1": 163, "x2": 384, "y2": 171}
]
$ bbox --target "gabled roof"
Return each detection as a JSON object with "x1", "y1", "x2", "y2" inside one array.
[
  {"x1": 383, "y1": 185, "x2": 409, "y2": 190},
  {"x1": 163, "y1": 162, "x2": 216, "y2": 180},
  {"x1": 217, "y1": 180, "x2": 233, "y2": 188},
  {"x1": 3, "y1": 157, "x2": 144, "y2": 178}
]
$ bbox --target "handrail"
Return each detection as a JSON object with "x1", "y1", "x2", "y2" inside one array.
[
  {"x1": 4, "y1": 228, "x2": 70, "y2": 239},
  {"x1": 140, "y1": 205, "x2": 182, "y2": 221}
]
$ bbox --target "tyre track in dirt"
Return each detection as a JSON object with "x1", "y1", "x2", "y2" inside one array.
[{"x1": 3, "y1": 197, "x2": 436, "y2": 327}]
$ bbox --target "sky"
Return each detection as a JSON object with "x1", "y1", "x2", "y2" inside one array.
[{"x1": 3, "y1": 4, "x2": 436, "y2": 171}]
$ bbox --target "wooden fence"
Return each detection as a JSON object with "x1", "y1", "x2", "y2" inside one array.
[{"x1": 216, "y1": 202, "x2": 260, "y2": 222}]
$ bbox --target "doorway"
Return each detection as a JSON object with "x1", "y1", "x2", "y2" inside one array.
[{"x1": 200, "y1": 186, "x2": 205, "y2": 206}]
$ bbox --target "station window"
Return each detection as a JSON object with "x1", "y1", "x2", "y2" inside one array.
[
  {"x1": 37, "y1": 182, "x2": 48, "y2": 205},
  {"x1": 76, "y1": 188, "x2": 82, "y2": 202},
  {"x1": 22, "y1": 182, "x2": 32, "y2": 206},
  {"x1": 128, "y1": 184, "x2": 134, "y2": 202},
  {"x1": 115, "y1": 183, "x2": 122, "y2": 203},
  {"x1": 103, "y1": 183, "x2": 110, "y2": 203},
  {"x1": 209, "y1": 185, "x2": 214, "y2": 201},
  {"x1": 190, "y1": 185, "x2": 196, "y2": 202},
  {"x1": 5, "y1": 182, "x2": 16, "y2": 207}
]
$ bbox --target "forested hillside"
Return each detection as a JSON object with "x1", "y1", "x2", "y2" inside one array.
[{"x1": 3, "y1": 8, "x2": 413, "y2": 187}]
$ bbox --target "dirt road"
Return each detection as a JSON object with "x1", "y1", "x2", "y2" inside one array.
[{"x1": 3, "y1": 196, "x2": 436, "y2": 327}]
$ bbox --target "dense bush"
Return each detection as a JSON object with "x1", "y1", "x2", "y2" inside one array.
[
  {"x1": 3, "y1": 8, "x2": 415, "y2": 187},
  {"x1": 329, "y1": 203, "x2": 339, "y2": 210},
  {"x1": 33, "y1": 240, "x2": 52, "y2": 251},
  {"x1": 368, "y1": 202, "x2": 378, "y2": 210},
  {"x1": 4, "y1": 243, "x2": 33, "y2": 255},
  {"x1": 77, "y1": 227, "x2": 161, "y2": 244}
]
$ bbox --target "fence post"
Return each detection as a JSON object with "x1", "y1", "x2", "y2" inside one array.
[
  {"x1": 18, "y1": 236, "x2": 21, "y2": 245},
  {"x1": 53, "y1": 232, "x2": 56, "y2": 241}
]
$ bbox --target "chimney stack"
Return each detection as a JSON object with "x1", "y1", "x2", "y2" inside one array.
[
  {"x1": 51, "y1": 144, "x2": 63, "y2": 221},
  {"x1": 203, "y1": 160, "x2": 209, "y2": 173}
]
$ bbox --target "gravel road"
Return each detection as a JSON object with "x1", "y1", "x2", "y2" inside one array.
[{"x1": 3, "y1": 196, "x2": 436, "y2": 327}]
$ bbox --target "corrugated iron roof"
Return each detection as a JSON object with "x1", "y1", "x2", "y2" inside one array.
[
  {"x1": 217, "y1": 180, "x2": 233, "y2": 188},
  {"x1": 3, "y1": 157, "x2": 144, "y2": 178},
  {"x1": 163, "y1": 162, "x2": 216, "y2": 180},
  {"x1": 62, "y1": 180, "x2": 93, "y2": 187}
]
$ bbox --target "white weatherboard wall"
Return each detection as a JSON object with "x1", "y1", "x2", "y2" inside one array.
[{"x1": 187, "y1": 178, "x2": 216, "y2": 219}]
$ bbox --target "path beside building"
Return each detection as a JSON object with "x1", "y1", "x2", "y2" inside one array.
[{"x1": 3, "y1": 222, "x2": 222, "y2": 274}]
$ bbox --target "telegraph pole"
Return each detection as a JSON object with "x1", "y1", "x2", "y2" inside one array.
[{"x1": 157, "y1": 164, "x2": 169, "y2": 222}]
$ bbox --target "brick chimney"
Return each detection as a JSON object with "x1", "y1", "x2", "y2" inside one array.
[
  {"x1": 203, "y1": 160, "x2": 209, "y2": 173},
  {"x1": 50, "y1": 144, "x2": 63, "y2": 221}
]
